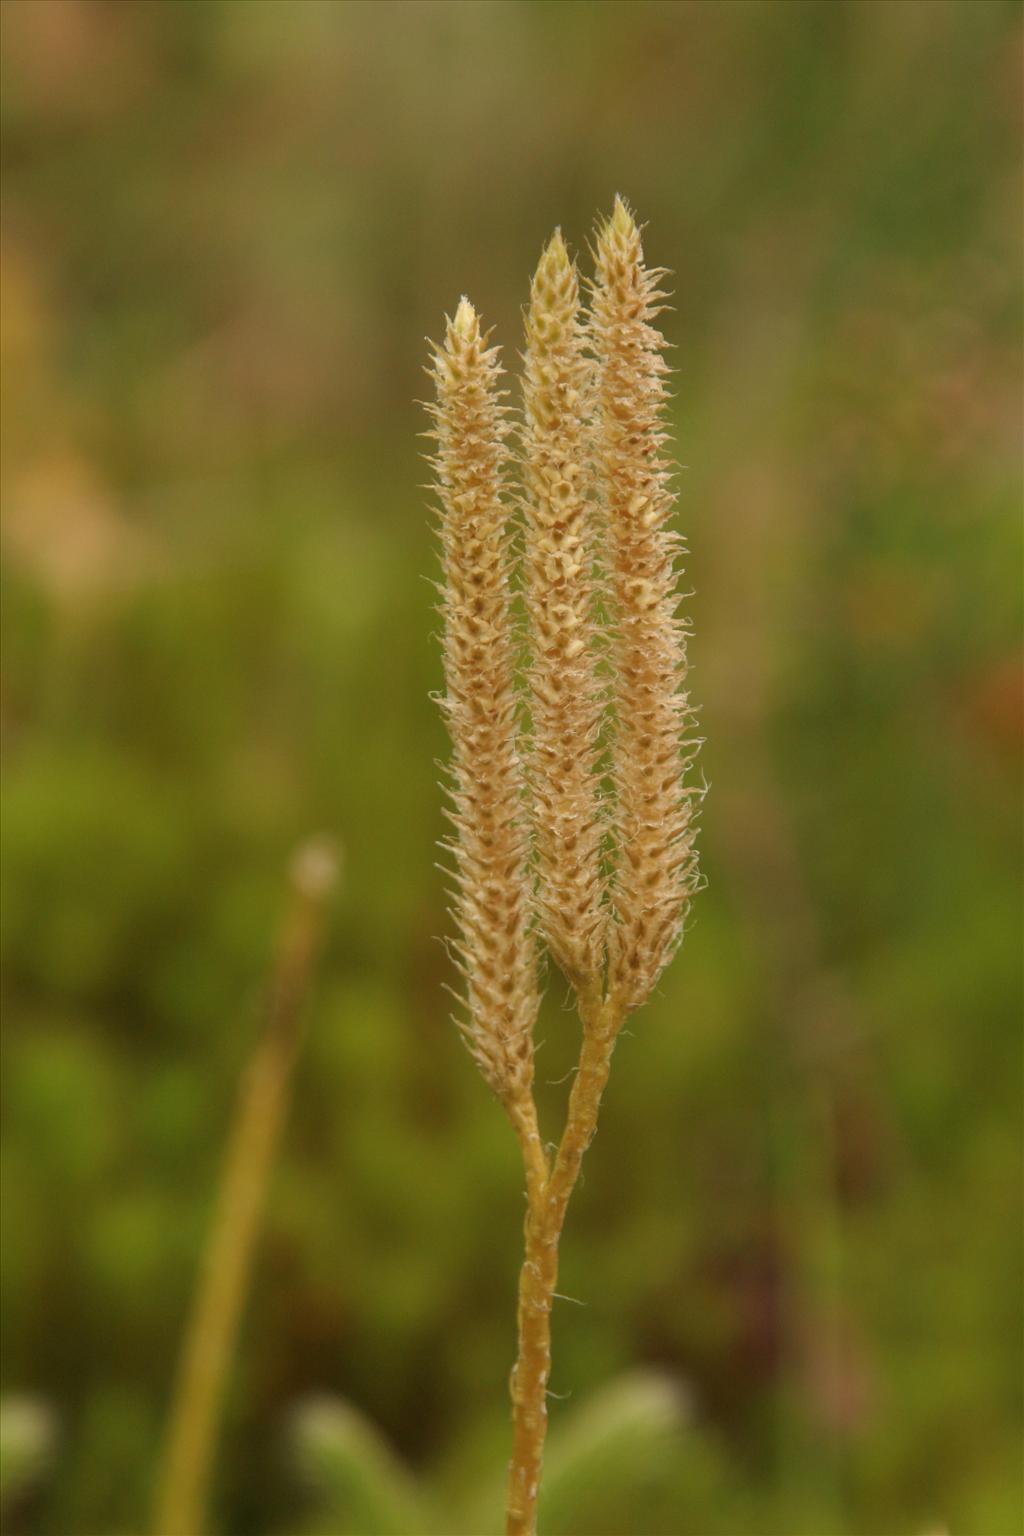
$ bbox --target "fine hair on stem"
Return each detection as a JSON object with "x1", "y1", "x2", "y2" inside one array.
[{"x1": 426, "y1": 197, "x2": 702, "y2": 1536}]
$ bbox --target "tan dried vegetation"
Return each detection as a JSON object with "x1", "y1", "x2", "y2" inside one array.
[{"x1": 426, "y1": 197, "x2": 702, "y2": 1536}]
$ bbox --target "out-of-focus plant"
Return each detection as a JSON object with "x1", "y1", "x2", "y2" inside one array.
[
  {"x1": 288, "y1": 1395, "x2": 433, "y2": 1536},
  {"x1": 153, "y1": 840, "x2": 339, "y2": 1536},
  {"x1": 0, "y1": 1396, "x2": 56, "y2": 1519},
  {"x1": 286, "y1": 1372, "x2": 694, "y2": 1536},
  {"x1": 536, "y1": 1371, "x2": 690, "y2": 1535}
]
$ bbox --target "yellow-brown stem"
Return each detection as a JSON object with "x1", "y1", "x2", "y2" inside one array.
[
  {"x1": 152, "y1": 841, "x2": 337, "y2": 1536},
  {"x1": 546, "y1": 989, "x2": 620, "y2": 1229},
  {"x1": 505, "y1": 988, "x2": 623, "y2": 1536}
]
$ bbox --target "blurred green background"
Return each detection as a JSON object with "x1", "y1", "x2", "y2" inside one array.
[{"x1": 1, "y1": 3, "x2": 1021, "y2": 1534}]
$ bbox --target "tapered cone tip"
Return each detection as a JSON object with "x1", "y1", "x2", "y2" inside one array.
[
  {"x1": 453, "y1": 296, "x2": 477, "y2": 340},
  {"x1": 609, "y1": 194, "x2": 637, "y2": 239},
  {"x1": 541, "y1": 227, "x2": 569, "y2": 267}
]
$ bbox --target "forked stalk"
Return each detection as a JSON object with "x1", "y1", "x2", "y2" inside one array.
[
  {"x1": 506, "y1": 986, "x2": 623, "y2": 1536},
  {"x1": 426, "y1": 197, "x2": 701, "y2": 1536}
]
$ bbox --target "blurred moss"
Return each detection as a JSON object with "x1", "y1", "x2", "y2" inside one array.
[
  {"x1": 0, "y1": 1397, "x2": 55, "y2": 1519},
  {"x1": 288, "y1": 1396, "x2": 432, "y2": 1536}
]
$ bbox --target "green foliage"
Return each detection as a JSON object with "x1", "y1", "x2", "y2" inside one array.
[
  {"x1": 532, "y1": 1372, "x2": 690, "y2": 1536},
  {"x1": 285, "y1": 1373, "x2": 749, "y2": 1536},
  {"x1": 288, "y1": 1397, "x2": 432, "y2": 1536}
]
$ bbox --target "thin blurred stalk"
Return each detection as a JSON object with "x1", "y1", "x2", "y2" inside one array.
[{"x1": 152, "y1": 838, "x2": 339, "y2": 1536}]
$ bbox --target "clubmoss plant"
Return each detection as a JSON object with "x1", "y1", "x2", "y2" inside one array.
[{"x1": 426, "y1": 197, "x2": 702, "y2": 1536}]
